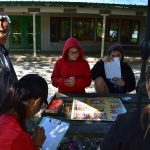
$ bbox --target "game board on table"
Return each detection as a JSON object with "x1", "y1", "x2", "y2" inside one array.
[{"x1": 71, "y1": 97, "x2": 126, "y2": 121}]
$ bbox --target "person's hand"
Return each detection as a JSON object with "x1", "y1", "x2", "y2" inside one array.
[
  {"x1": 32, "y1": 126, "x2": 46, "y2": 147},
  {"x1": 101, "y1": 56, "x2": 113, "y2": 62},
  {"x1": 64, "y1": 77, "x2": 75, "y2": 87},
  {"x1": 112, "y1": 77, "x2": 125, "y2": 87}
]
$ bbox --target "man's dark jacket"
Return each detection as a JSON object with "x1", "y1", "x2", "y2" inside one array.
[{"x1": 0, "y1": 44, "x2": 18, "y2": 101}]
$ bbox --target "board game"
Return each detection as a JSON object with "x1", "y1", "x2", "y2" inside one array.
[{"x1": 71, "y1": 97, "x2": 126, "y2": 121}]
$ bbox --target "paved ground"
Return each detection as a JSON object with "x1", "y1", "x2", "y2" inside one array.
[{"x1": 10, "y1": 53, "x2": 143, "y2": 95}]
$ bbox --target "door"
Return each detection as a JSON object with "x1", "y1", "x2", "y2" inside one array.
[
  {"x1": 9, "y1": 16, "x2": 41, "y2": 50},
  {"x1": 120, "y1": 20, "x2": 140, "y2": 44}
]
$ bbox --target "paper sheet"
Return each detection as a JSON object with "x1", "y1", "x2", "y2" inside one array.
[
  {"x1": 39, "y1": 117, "x2": 70, "y2": 150},
  {"x1": 104, "y1": 57, "x2": 121, "y2": 79}
]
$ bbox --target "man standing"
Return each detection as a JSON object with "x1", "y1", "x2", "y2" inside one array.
[{"x1": 0, "y1": 12, "x2": 18, "y2": 101}]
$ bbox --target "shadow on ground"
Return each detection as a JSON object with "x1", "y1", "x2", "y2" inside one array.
[{"x1": 10, "y1": 52, "x2": 149, "y2": 94}]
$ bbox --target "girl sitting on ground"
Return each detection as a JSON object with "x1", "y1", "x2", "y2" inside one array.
[{"x1": 91, "y1": 43, "x2": 135, "y2": 94}]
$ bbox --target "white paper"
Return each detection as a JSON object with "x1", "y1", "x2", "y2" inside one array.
[
  {"x1": 47, "y1": 94, "x2": 55, "y2": 104},
  {"x1": 104, "y1": 57, "x2": 121, "y2": 79},
  {"x1": 39, "y1": 117, "x2": 70, "y2": 150}
]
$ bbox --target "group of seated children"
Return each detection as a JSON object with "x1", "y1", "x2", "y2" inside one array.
[{"x1": 51, "y1": 36, "x2": 136, "y2": 94}]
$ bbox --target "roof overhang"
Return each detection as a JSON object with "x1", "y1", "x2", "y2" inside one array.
[{"x1": 0, "y1": 1, "x2": 147, "y2": 9}]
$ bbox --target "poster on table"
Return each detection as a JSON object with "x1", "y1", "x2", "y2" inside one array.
[{"x1": 71, "y1": 97, "x2": 126, "y2": 121}]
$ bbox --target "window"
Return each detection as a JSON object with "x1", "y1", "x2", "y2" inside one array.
[
  {"x1": 27, "y1": 20, "x2": 33, "y2": 44},
  {"x1": 50, "y1": 17, "x2": 70, "y2": 42},
  {"x1": 11, "y1": 20, "x2": 21, "y2": 45},
  {"x1": 120, "y1": 20, "x2": 140, "y2": 44},
  {"x1": 72, "y1": 18, "x2": 95, "y2": 40},
  {"x1": 96, "y1": 18, "x2": 103, "y2": 41},
  {"x1": 105, "y1": 19, "x2": 119, "y2": 42}
]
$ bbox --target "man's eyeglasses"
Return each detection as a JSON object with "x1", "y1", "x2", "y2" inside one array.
[
  {"x1": 0, "y1": 15, "x2": 11, "y2": 23},
  {"x1": 0, "y1": 29, "x2": 11, "y2": 36}
]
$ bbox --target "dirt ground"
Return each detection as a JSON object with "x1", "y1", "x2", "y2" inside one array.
[{"x1": 10, "y1": 53, "x2": 145, "y2": 95}]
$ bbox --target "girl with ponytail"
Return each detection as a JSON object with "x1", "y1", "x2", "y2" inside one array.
[{"x1": 0, "y1": 74, "x2": 48, "y2": 150}]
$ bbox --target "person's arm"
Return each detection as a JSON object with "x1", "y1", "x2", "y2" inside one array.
[
  {"x1": 0, "y1": 53, "x2": 9, "y2": 98},
  {"x1": 121, "y1": 63, "x2": 136, "y2": 92},
  {"x1": 146, "y1": 76, "x2": 150, "y2": 98},
  {"x1": 6, "y1": 55, "x2": 18, "y2": 83},
  {"x1": 31, "y1": 126, "x2": 46, "y2": 148},
  {"x1": 74, "y1": 60, "x2": 91, "y2": 88},
  {"x1": 91, "y1": 60, "x2": 104, "y2": 80},
  {"x1": 51, "y1": 60, "x2": 65, "y2": 88}
]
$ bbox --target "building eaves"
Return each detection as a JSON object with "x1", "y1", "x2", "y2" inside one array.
[{"x1": 0, "y1": 0, "x2": 148, "y2": 8}]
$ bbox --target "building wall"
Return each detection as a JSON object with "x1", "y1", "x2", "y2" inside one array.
[{"x1": 0, "y1": 5, "x2": 146, "y2": 53}]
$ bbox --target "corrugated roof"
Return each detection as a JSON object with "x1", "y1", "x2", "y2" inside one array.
[
  {"x1": 0, "y1": 0, "x2": 147, "y2": 8},
  {"x1": 0, "y1": 0, "x2": 148, "y2": 6}
]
